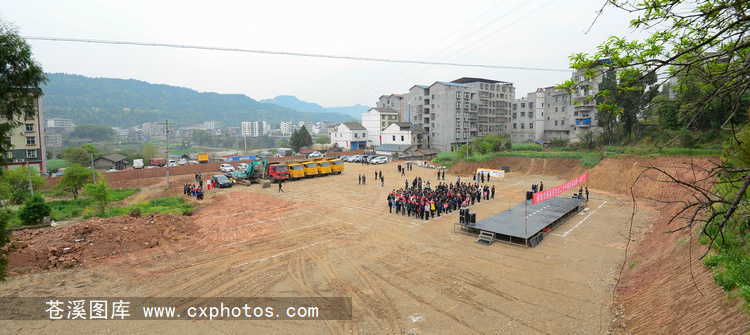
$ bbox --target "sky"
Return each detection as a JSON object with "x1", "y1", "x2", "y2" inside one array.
[{"x1": 0, "y1": 0, "x2": 646, "y2": 108}]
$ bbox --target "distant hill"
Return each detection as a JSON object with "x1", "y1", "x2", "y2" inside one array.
[
  {"x1": 260, "y1": 95, "x2": 369, "y2": 120},
  {"x1": 41, "y1": 73, "x2": 354, "y2": 128}
]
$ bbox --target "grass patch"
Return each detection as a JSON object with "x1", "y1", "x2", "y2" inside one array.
[
  {"x1": 47, "y1": 159, "x2": 71, "y2": 171},
  {"x1": 511, "y1": 143, "x2": 543, "y2": 151},
  {"x1": 629, "y1": 259, "x2": 639, "y2": 269},
  {"x1": 434, "y1": 152, "x2": 459, "y2": 167}
]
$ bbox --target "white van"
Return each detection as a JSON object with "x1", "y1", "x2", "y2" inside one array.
[
  {"x1": 220, "y1": 164, "x2": 235, "y2": 172},
  {"x1": 133, "y1": 159, "x2": 144, "y2": 169}
]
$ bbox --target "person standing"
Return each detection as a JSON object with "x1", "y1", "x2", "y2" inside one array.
[
  {"x1": 540, "y1": 181, "x2": 544, "y2": 192},
  {"x1": 491, "y1": 185, "x2": 495, "y2": 199},
  {"x1": 379, "y1": 170, "x2": 382, "y2": 180},
  {"x1": 359, "y1": 174, "x2": 362, "y2": 185},
  {"x1": 401, "y1": 167, "x2": 406, "y2": 176},
  {"x1": 585, "y1": 187, "x2": 589, "y2": 200},
  {"x1": 442, "y1": 170, "x2": 445, "y2": 180},
  {"x1": 375, "y1": 170, "x2": 378, "y2": 180},
  {"x1": 405, "y1": 179, "x2": 409, "y2": 190},
  {"x1": 278, "y1": 179, "x2": 284, "y2": 193},
  {"x1": 381, "y1": 176, "x2": 384, "y2": 187},
  {"x1": 362, "y1": 174, "x2": 366, "y2": 185},
  {"x1": 437, "y1": 170, "x2": 441, "y2": 180}
]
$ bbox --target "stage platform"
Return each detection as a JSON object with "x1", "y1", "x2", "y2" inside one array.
[{"x1": 454, "y1": 196, "x2": 587, "y2": 247}]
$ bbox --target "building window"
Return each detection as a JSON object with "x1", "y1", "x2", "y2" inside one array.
[
  {"x1": 25, "y1": 124, "x2": 34, "y2": 132},
  {"x1": 354, "y1": 133, "x2": 358, "y2": 138},
  {"x1": 401, "y1": 136, "x2": 404, "y2": 141},
  {"x1": 456, "y1": 131, "x2": 461, "y2": 139},
  {"x1": 513, "y1": 113, "x2": 517, "y2": 118},
  {"x1": 464, "y1": 92, "x2": 470, "y2": 99},
  {"x1": 26, "y1": 137, "x2": 36, "y2": 145},
  {"x1": 464, "y1": 102, "x2": 469, "y2": 109},
  {"x1": 456, "y1": 101, "x2": 461, "y2": 109},
  {"x1": 393, "y1": 135, "x2": 396, "y2": 141},
  {"x1": 555, "y1": 121, "x2": 558, "y2": 126},
  {"x1": 26, "y1": 149, "x2": 37, "y2": 158},
  {"x1": 562, "y1": 107, "x2": 566, "y2": 113},
  {"x1": 562, "y1": 120, "x2": 565, "y2": 125},
  {"x1": 555, "y1": 107, "x2": 558, "y2": 113},
  {"x1": 521, "y1": 103, "x2": 525, "y2": 108},
  {"x1": 456, "y1": 92, "x2": 461, "y2": 99},
  {"x1": 555, "y1": 96, "x2": 559, "y2": 103},
  {"x1": 520, "y1": 112, "x2": 525, "y2": 117},
  {"x1": 521, "y1": 123, "x2": 525, "y2": 129},
  {"x1": 529, "y1": 112, "x2": 534, "y2": 118},
  {"x1": 547, "y1": 117, "x2": 550, "y2": 121},
  {"x1": 513, "y1": 123, "x2": 517, "y2": 129},
  {"x1": 529, "y1": 123, "x2": 534, "y2": 129},
  {"x1": 574, "y1": 111, "x2": 578, "y2": 116}
]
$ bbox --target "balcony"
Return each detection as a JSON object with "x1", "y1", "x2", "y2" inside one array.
[{"x1": 575, "y1": 118, "x2": 592, "y2": 127}]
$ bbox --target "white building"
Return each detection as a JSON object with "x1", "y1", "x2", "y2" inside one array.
[
  {"x1": 203, "y1": 120, "x2": 218, "y2": 130},
  {"x1": 46, "y1": 118, "x2": 75, "y2": 133},
  {"x1": 241, "y1": 121, "x2": 267, "y2": 137},
  {"x1": 380, "y1": 122, "x2": 428, "y2": 150},
  {"x1": 361, "y1": 107, "x2": 399, "y2": 146},
  {"x1": 280, "y1": 121, "x2": 295, "y2": 135},
  {"x1": 330, "y1": 122, "x2": 368, "y2": 150}
]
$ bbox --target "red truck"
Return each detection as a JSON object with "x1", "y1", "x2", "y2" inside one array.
[{"x1": 149, "y1": 158, "x2": 167, "y2": 166}]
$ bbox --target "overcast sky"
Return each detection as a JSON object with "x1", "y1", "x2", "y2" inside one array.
[{"x1": 1, "y1": 0, "x2": 644, "y2": 108}]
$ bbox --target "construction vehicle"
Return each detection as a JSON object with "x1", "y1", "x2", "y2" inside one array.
[
  {"x1": 312, "y1": 158, "x2": 332, "y2": 175},
  {"x1": 149, "y1": 158, "x2": 167, "y2": 166},
  {"x1": 277, "y1": 148, "x2": 294, "y2": 156},
  {"x1": 327, "y1": 157, "x2": 344, "y2": 174},
  {"x1": 312, "y1": 143, "x2": 339, "y2": 153},
  {"x1": 234, "y1": 158, "x2": 290, "y2": 187},
  {"x1": 198, "y1": 153, "x2": 209, "y2": 163},
  {"x1": 300, "y1": 160, "x2": 319, "y2": 177},
  {"x1": 284, "y1": 161, "x2": 305, "y2": 180}
]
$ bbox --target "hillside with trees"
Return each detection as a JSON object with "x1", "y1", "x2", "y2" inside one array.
[{"x1": 42, "y1": 73, "x2": 353, "y2": 127}]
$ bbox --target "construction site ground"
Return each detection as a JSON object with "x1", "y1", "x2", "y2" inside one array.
[{"x1": 2, "y1": 156, "x2": 749, "y2": 334}]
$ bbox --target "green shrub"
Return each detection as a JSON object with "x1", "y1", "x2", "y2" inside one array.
[
  {"x1": 18, "y1": 194, "x2": 51, "y2": 225},
  {"x1": 511, "y1": 143, "x2": 543, "y2": 151}
]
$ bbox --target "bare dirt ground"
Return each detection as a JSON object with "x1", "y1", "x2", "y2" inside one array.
[{"x1": 2, "y1": 157, "x2": 748, "y2": 334}]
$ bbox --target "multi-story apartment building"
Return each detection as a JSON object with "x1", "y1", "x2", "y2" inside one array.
[
  {"x1": 46, "y1": 118, "x2": 75, "y2": 133},
  {"x1": 241, "y1": 121, "x2": 267, "y2": 137},
  {"x1": 362, "y1": 108, "x2": 399, "y2": 146},
  {"x1": 142, "y1": 122, "x2": 166, "y2": 139},
  {"x1": 403, "y1": 77, "x2": 514, "y2": 153},
  {"x1": 3, "y1": 96, "x2": 47, "y2": 173},
  {"x1": 280, "y1": 121, "x2": 295, "y2": 135},
  {"x1": 376, "y1": 94, "x2": 405, "y2": 121}
]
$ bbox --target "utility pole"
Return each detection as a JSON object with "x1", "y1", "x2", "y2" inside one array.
[
  {"x1": 164, "y1": 119, "x2": 175, "y2": 190},
  {"x1": 26, "y1": 161, "x2": 33, "y2": 197},
  {"x1": 91, "y1": 151, "x2": 96, "y2": 185}
]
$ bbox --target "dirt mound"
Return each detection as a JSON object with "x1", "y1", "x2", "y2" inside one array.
[
  {"x1": 448, "y1": 157, "x2": 587, "y2": 182},
  {"x1": 7, "y1": 212, "x2": 196, "y2": 274}
]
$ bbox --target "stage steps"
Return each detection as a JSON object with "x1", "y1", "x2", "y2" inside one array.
[{"x1": 476, "y1": 230, "x2": 495, "y2": 246}]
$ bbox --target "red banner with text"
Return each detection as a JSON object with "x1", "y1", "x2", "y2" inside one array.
[{"x1": 532, "y1": 172, "x2": 588, "y2": 205}]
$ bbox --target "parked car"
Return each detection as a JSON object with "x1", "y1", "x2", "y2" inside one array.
[
  {"x1": 178, "y1": 159, "x2": 187, "y2": 165},
  {"x1": 338, "y1": 156, "x2": 349, "y2": 161},
  {"x1": 370, "y1": 156, "x2": 388, "y2": 164},
  {"x1": 220, "y1": 163, "x2": 235, "y2": 172},
  {"x1": 307, "y1": 151, "x2": 323, "y2": 159},
  {"x1": 212, "y1": 174, "x2": 233, "y2": 188},
  {"x1": 106, "y1": 168, "x2": 118, "y2": 173},
  {"x1": 145, "y1": 165, "x2": 160, "y2": 169},
  {"x1": 237, "y1": 163, "x2": 249, "y2": 171}
]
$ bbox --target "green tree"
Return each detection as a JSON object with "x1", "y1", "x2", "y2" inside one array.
[
  {"x1": 56, "y1": 164, "x2": 100, "y2": 199},
  {"x1": 290, "y1": 129, "x2": 302, "y2": 153},
  {"x1": 18, "y1": 194, "x2": 51, "y2": 225},
  {"x1": 653, "y1": 95, "x2": 682, "y2": 131},
  {"x1": 142, "y1": 142, "x2": 158, "y2": 161},
  {"x1": 71, "y1": 124, "x2": 116, "y2": 140},
  {"x1": 83, "y1": 181, "x2": 111, "y2": 217},
  {"x1": 0, "y1": 20, "x2": 47, "y2": 282},
  {"x1": 299, "y1": 126, "x2": 314, "y2": 148},
  {"x1": 63, "y1": 145, "x2": 96, "y2": 166},
  {"x1": 0, "y1": 165, "x2": 47, "y2": 205},
  {"x1": 315, "y1": 135, "x2": 330, "y2": 144},
  {"x1": 192, "y1": 129, "x2": 212, "y2": 146}
]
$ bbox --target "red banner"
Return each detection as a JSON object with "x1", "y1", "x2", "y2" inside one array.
[{"x1": 532, "y1": 172, "x2": 588, "y2": 204}]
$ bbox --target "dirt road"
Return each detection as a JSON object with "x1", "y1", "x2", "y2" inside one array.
[{"x1": 3, "y1": 161, "x2": 655, "y2": 334}]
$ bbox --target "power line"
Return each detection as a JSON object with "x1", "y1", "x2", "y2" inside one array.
[{"x1": 24, "y1": 36, "x2": 570, "y2": 72}]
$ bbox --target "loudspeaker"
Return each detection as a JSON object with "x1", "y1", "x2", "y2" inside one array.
[
  {"x1": 526, "y1": 190, "x2": 534, "y2": 200},
  {"x1": 468, "y1": 212, "x2": 476, "y2": 223},
  {"x1": 531, "y1": 184, "x2": 538, "y2": 193}
]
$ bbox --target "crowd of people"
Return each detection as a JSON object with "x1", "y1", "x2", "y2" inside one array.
[
  {"x1": 183, "y1": 172, "x2": 211, "y2": 201},
  {"x1": 386, "y1": 175, "x2": 495, "y2": 221}
]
